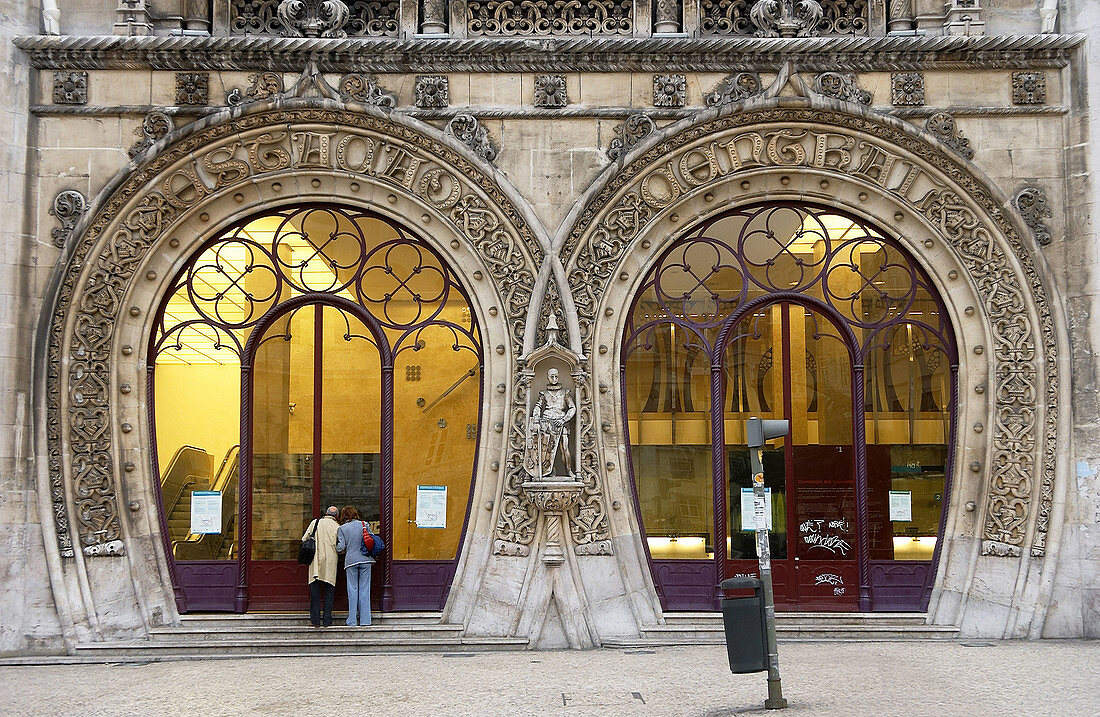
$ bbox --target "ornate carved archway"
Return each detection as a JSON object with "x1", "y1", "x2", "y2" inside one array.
[
  {"x1": 553, "y1": 100, "x2": 1069, "y2": 632},
  {"x1": 37, "y1": 99, "x2": 546, "y2": 626}
]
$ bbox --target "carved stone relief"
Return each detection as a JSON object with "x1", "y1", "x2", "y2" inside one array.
[
  {"x1": 1012, "y1": 72, "x2": 1047, "y2": 105},
  {"x1": 925, "y1": 111, "x2": 973, "y2": 160},
  {"x1": 561, "y1": 107, "x2": 1058, "y2": 558},
  {"x1": 534, "y1": 75, "x2": 568, "y2": 108},
  {"x1": 338, "y1": 73, "x2": 397, "y2": 107},
  {"x1": 750, "y1": 0, "x2": 823, "y2": 37},
  {"x1": 606, "y1": 113, "x2": 656, "y2": 161},
  {"x1": 415, "y1": 75, "x2": 449, "y2": 109},
  {"x1": 226, "y1": 71, "x2": 285, "y2": 106},
  {"x1": 653, "y1": 74, "x2": 686, "y2": 108},
  {"x1": 700, "y1": 0, "x2": 866, "y2": 36},
  {"x1": 466, "y1": 0, "x2": 633, "y2": 36},
  {"x1": 175, "y1": 72, "x2": 209, "y2": 106},
  {"x1": 277, "y1": 0, "x2": 351, "y2": 37},
  {"x1": 49, "y1": 106, "x2": 541, "y2": 556},
  {"x1": 446, "y1": 114, "x2": 498, "y2": 162},
  {"x1": 704, "y1": 72, "x2": 763, "y2": 108},
  {"x1": 127, "y1": 110, "x2": 173, "y2": 158},
  {"x1": 53, "y1": 71, "x2": 87, "y2": 105},
  {"x1": 891, "y1": 72, "x2": 924, "y2": 106},
  {"x1": 49, "y1": 190, "x2": 89, "y2": 249},
  {"x1": 814, "y1": 71, "x2": 872, "y2": 105},
  {"x1": 1014, "y1": 185, "x2": 1052, "y2": 247}
]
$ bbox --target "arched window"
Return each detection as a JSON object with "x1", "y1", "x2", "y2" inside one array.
[
  {"x1": 151, "y1": 204, "x2": 481, "y2": 612},
  {"x1": 623, "y1": 203, "x2": 956, "y2": 612}
]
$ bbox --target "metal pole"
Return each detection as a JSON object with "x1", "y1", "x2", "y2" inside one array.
[{"x1": 750, "y1": 442, "x2": 787, "y2": 710}]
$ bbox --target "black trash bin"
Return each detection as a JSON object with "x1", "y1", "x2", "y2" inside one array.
[{"x1": 719, "y1": 576, "x2": 768, "y2": 674}]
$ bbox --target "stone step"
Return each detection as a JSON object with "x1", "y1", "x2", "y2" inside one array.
[
  {"x1": 178, "y1": 610, "x2": 444, "y2": 627},
  {"x1": 72, "y1": 635, "x2": 529, "y2": 659},
  {"x1": 664, "y1": 611, "x2": 936, "y2": 627},
  {"x1": 151, "y1": 623, "x2": 465, "y2": 642}
]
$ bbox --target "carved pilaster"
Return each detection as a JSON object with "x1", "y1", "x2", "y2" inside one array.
[
  {"x1": 654, "y1": 0, "x2": 681, "y2": 33},
  {"x1": 887, "y1": 0, "x2": 913, "y2": 33},
  {"x1": 422, "y1": 0, "x2": 448, "y2": 33}
]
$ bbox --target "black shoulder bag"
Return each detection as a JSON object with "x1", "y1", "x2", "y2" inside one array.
[{"x1": 298, "y1": 518, "x2": 320, "y2": 565}]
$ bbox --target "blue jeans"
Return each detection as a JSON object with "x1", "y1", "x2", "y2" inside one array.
[{"x1": 345, "y1": 563, "x2": 372, "y2": 626}]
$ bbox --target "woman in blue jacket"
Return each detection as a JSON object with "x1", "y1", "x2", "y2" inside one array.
[{"x1": 335, "y1": 506, "x2": 380, "y2": 626}]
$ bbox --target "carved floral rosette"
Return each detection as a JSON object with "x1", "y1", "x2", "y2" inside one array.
[
  {"x1": 562, "y1": 106, "x2": 1059, "y2": 559},
  {"x1": 46, "y1": 105, "x2": 541, "y2": 557}
]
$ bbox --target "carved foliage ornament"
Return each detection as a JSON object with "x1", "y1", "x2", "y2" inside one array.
[
  {"x1": 227, "y1": 71, "x2": 285, "y2": 106},
  {"x1": 446, "y1": 114, "x2": 498, "y2": 162},
  {"x1": 338, "y1": 73, "x2": 397, "y2": 107},
  {"x1": 415, "y1": 75, "x2": 449, "y2": 109},
  {"x1": 925, "y1": 112, "x2": 974, "y2": 160},
  {"x1": 535, "y1": 75, "x2": 569, "y2": 109},
  {"x1": 653, "y1": 74, "x2": 686, "y2": 108},
  {"x1": 814, "y1": 71, "x2": 872, "y2": 105},
  {"x1": 705, "y1": 72, "x2": 763, "y2": 108},
  {"x1": 891, "y1": 72, "x2": 925, "y2": 107},
  {"x1": 49, "y1": 190, "x2": 89, "y2": 249},
  {"x1": 750, "y1": 0, "x2": 823, "y2": 37},
  {"x1": 562, "y1": 109, "x2": 1057, "y2": 558},
  {"x1": 53, "y1": 71, "x2": 87, "y2": 105},
  {"x1": 232, "y1": 0, "x2": 397, "y2": 36},
  {"x1": 175, "y1": 72, "x2": 209, "y2": 106},
  {"x1": 701, "y1": 0, "x2": 867, "y2": 36},
  {"x1": 1014, "y1": 186, "x2": 1052, "y2": 247},
  {"x1": 606, "y1": 113, "x2": 656, "y2": 161},
  {"x1": 128, "y1": 110, "x2": 173, "y2": 158},
  {"x1": 277, "y1": 0, "x2": 351, "y2": 37},
  {"x1": 49, "y1": 108, "x2": 540, "y2": 556}
]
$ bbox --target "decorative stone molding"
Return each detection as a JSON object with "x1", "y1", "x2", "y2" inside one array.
[
  {"x1": 534, "y1": 75, "x2": 568, "y2": 109},
  {"x1": 277, "y1": 0, "x2": 351, "y2": 37},
  {"x1": 226, "y1": 71, "x2": 285, "y2": 106},
  {"x1": 561, "y1": 105, "x2": 1059, "y2": 558},
  {"x1": 445, "y1": 114, "x2": 498, "y2": 162},
  {"x1": 813, "y1": 71, "x2": 872, "y2": 105},
  {"x1": 891, "y1": 72, "x2": 924, "y2": 106},
  {"x1": 415, "y1": 75, "x2": 449, "y2": 109},
  {"x1": 53, "y1": 71, "x2": 87, "y2": 105},
  {"x1": 606, "y1": 113, "x2": 656, "y2": 161},
  {"x1": 175, "y1": 72, "x2": 209, "y2": 106},
  {"x1": 653, "y1": 74, "x2": 686, "y2": 108},
  {"x1": 750, "y1": 0, "x2": 823, "y2": 38},
  {"x1": 15, "y1": 34, "x2": 1085, "y2": 74},
  {"x1": 338, "y1": 73, "x2": 396, "y2": 107},
  {"x1": 47, "y1": 105, "x2": 541, "y2": 557},
  {"x1": 1012, "y1": 71, "x2": 1047, "y2": 105},
  {"x1": 466, "y1": 0, "x2": 633, "y2": 36},
  {"x1": 1014, "y1": 186, "x2": 1053, "y2": 247},
  {"x1": 48, "y1": 190, "x2": 88, "y2": 249},
  {"x1": 704, "y1": 72, "x2": 763, "y2": 107},
  {"x1": 127, "y1": 110, "x2": 173, "y2": 157},
  {"x1": 924, "y1": 111, "x2": 973, "y2": 159},
  {"x1": 231, "y1": 0, "x2": 397, "y2": 37}
]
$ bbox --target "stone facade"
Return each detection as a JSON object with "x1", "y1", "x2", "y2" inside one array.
[{"x1": 1, "y1": 0, "x2": 1098, "y2": 655}]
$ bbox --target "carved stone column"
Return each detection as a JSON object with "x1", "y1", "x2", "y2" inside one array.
[
  {"x1": 421, "y1": 0, "x2": 448, "y2": 34},
  {"x1": 887, "y1": 0, "x2": 914, "y2": 33},
  {"x1": 522, "y1": 482, "x2": 585, "y2": 566},
  {"x1": 653, "y1": 0, "x2": 681, "y2": 34},
  {"x1": 184, "y1": 0, "x2": 212, "y2": 32}
]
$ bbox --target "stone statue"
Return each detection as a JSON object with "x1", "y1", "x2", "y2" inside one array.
[{"x1": 524, "y1": 368, "x2": 576, "y2": 479}]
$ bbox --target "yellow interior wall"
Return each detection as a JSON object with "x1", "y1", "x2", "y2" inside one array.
[{"x1": 154, "y1": 362, "x2": 241, "y2": 472}]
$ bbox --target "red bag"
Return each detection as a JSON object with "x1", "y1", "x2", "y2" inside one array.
[{"x1": 362, "y1": 522, "x2": 374, "y2": 552}]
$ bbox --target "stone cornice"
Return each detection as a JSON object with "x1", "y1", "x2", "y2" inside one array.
[{"x1": 13, "y1": 33, "x2": 1085, "y2": 73}]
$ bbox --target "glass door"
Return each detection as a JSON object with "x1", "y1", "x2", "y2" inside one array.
[{"x1": 247, "y1": 304, "x2": 381, "y2": 610}]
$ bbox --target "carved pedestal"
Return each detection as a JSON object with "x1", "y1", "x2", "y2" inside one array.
[{"x1": 522, "y1": 481, "x2": 584, "y2": 566}]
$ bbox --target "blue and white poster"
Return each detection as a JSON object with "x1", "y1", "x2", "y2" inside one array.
[
  {"x1": 416, "y1": 485, "x2": 447, "y2": 528},
  {"x1": 190, "y1": 491, "x2": 222, "y2": 534}
]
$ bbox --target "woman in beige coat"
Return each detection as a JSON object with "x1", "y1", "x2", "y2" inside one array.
[{"x1": 302, "y1": 505, "x2": 341, "y2": 627}]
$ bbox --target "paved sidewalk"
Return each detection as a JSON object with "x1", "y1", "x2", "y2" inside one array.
[{"x1": 0, "y1": 641, "x2": 1096, "y2": 717}]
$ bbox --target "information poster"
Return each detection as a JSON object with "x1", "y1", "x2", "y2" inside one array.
[
  {"x1": 416, "y1": 485, "x2": 447, "y2": 528},
  {"x1": 740, "y1": 487, "x2": 773, "y2": 531},
  {"x1": 889, "y1": 490, "x2": 913, "y2": 521},
  {"x1": 190, "y1": 491, "x2": 222, "y2": 534}
]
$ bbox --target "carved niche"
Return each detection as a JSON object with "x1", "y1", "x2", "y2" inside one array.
[
  {"x1": 47, "y1": 107, "x2": 541, "y2": 556},
  {"x1": 560, "y1": 107, "x2": 1059, "y2": 559}
]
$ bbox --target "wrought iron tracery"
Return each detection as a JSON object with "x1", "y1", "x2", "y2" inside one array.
[
  {"x1": 153, "y1": 204, "x2": 480, "y2": 365},
  {"x1": 466, "y1": 0, "x2": 633, "y2": 36},
  {"x1": 700, "y1": 0, "x2": 868, "y2": 36},
  {"x1": 230, "y1": 0, "x2": 399, "y2": 37}
]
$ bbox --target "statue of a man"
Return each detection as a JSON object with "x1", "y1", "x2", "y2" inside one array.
[{"x1": 525, "y1": 368, "x2": 576, "y2": 478}]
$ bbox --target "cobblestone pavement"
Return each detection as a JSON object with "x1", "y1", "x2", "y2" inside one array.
[{"x1": 0, "y1": 641, "x2": 1096, "y2": 717}]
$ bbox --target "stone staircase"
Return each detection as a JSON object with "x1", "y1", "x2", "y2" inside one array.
[
  {"x1": 603, "y1": 612, "x2": 959, "y2": 647},
  {"x1": 57, "y1": 612, "x2": 528, "y2": 662}
]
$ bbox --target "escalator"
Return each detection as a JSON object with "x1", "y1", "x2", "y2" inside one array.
[{"x1": 172, "y1": 446, "x2": 239, "y2": 561}]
